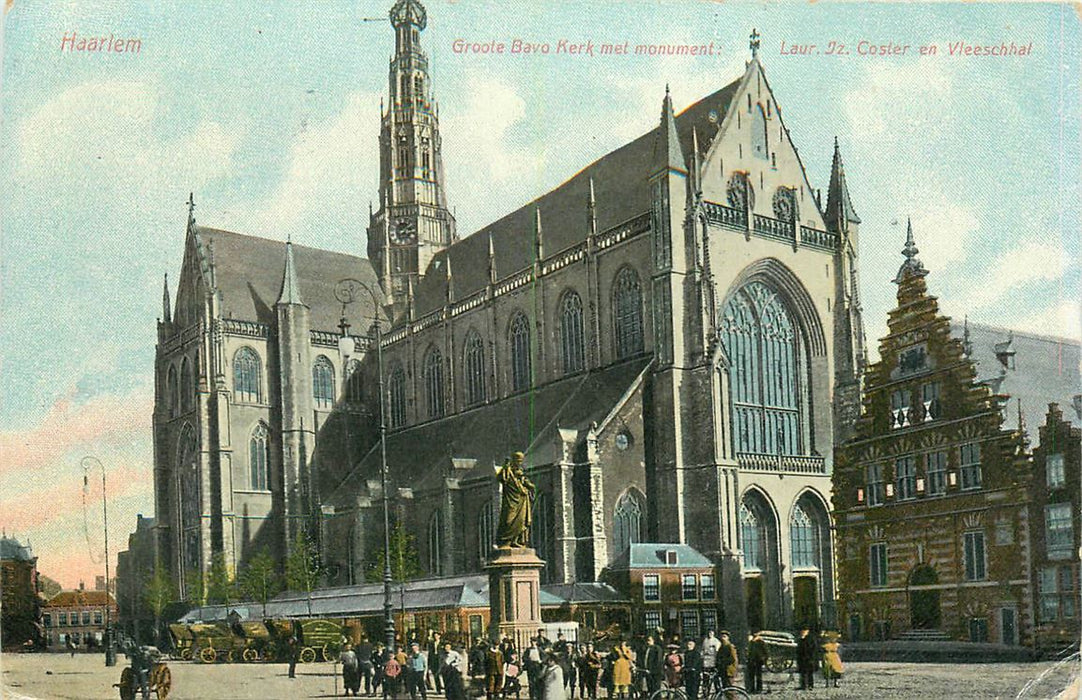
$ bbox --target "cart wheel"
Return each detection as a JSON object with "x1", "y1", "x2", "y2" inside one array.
[
  {"x1": 180, "y1": 648, "x2": 193, "y2": 661},
  {"x1": 154, "y1": 665, "x2": 172, "y2": 699},
  {"x1": 299, "y1": 646, "x2": 317, "y2": 664},
  {"x1": 243, "y1": 648, "x2": 259, "y2": 663},
  {"x1": 226, "y1": 649, "x2": 236, "y2": 663},
  {"x1": 200, "y1": 646, "x2": 217, "y2": 664},
  {"x1": 322, "y1": 644, "x2": 340, "y2": 662},
  {"x1": 118, "y1": 667, "x2": 135, "y2": 700}
]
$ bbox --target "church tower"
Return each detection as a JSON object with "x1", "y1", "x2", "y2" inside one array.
[{"x1": 368, "y1": 0, "x2": 456, "y2": 306}]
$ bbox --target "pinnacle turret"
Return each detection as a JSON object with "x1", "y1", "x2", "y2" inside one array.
[
  {"x1": 277, "y1": 240, "x2": 305, "y2": 306},
  {"x1": 825, "y1": 137, "x2": 861, "y2": 229},
  {"x1": 652, "y1": 85, "x2": 687, "y2": 176}
]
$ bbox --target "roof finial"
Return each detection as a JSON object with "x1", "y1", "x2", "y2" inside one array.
[
  {"x1": 749, "y1": 28, "x2": 761, "y2": 58},
  {"x1": 962, "y1": 315, "x2": 973, "y2": 357},
  {"x1": 186, "y1": 192, "x2": 196, "y2": 233},
  {"x1": 893, "y1": 217, "x2": 928, "y2": 284}
]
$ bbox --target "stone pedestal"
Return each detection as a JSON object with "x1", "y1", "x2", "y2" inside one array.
[{"x1": 485, "y1": 546, "x2": 546, "y2": 651}]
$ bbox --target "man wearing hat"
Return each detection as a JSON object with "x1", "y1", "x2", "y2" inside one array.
[{"x1": 716, "y1": 631, "x2": 739, "y2": 690}]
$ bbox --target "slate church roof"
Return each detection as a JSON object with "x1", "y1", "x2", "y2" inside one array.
[
  {"x1": 411, "y1": 78, "x2": 744, "y2": 317},
  {"x1": 951, "y1": 321, "x2": 1081, "y2": 431},
  {"x1": 328, "y1": 357, "x2": 651, "y2": 503},
  {"x1": 193, "y1": 227, "x2": 382, "y2": 332}
]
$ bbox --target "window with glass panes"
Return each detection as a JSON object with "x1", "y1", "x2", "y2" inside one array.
[
  {"x1": 920, "y1": 382, "x2": 941, "y2": 422},
  {"x1": 509, "y1": 313, "x2": 532, "y2": 393},
  {"x1": 963, "y1": 531, "x2": 986, "y2": 581},
  {"x1": 59, "y1": 612, "x2": 67, "y2": 625},
  {"x1": 560, "y1": 291, "x2": 586, "y2": 374},
  {"x1": 890, "y1": 389, "x2": 911, "y2": 429},
  {"x1": 681, "y1": 609, "x2": 700, "y2": 638},
  {"x1": 312, "y1": 355, "x2": 335, "y2": 408},
  {"x1": 682, "y1": 574, "x2": 698, "y2": 600},
  {"x1": 791, "y1": 505, "x2": 818, "y2": 568},
  {"x1": 233, "y1": 347, "x2": 262, "y2": 402},
  {"x1": 1045, "y1": 503, "x2": 1074, "y2": 559},
  {"x1": 960, "y1": 443, "x2": 982, "y2": 489},
  {"x1": 82, "y1": 611, "x2": 91, "y2": 625},
  {"x1": 463, "y1": 331, "x2": 486, "y2": 407},
  {"x1": 644, "y1": 610, "x2": 662, "y2": 631},
  {"x1": 870, "y1": 543, "x2": 888, "y2": 587},
  {"x1": 613, "y1": 267, "x2": 644, "y2": 359},
  {"x1": 1040, "y1": 567, "x2": 1060, "y2": 623},
  {"x1": 926, "y1": 451, "x2": 947, "y2": 496},
  {"x1": 643, "y1": 574, "x2": 660, "y2": 601},
  {"x1": 702, "y1": 609, "x2": 718, "y2": 632},
  {"x1": 1061, "y1": 567, "x2": 1077, "y2": 619},
  {"x1": 866, "y1": 464, "x2": 885, "y2": 506},
  {"x1": 895, "y1": 455, "x2": 916, "y2": 500},
  {"x1": 94, "y1": 611, "x2": 102, "y2": 625},
  {"x1": 1047, "y1": 453, "x2": 1066, "y2": 488},
  {"x1": 700, "y1": 574, "x2": 716, "y2": 600}
]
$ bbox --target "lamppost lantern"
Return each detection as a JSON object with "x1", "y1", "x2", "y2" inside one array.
[
  {"x1": 335, "y1": 276, "x2": 396, "y2": 651},
  {"x1": 338, "y1": 316, "x2": 356, "y2": 362}
]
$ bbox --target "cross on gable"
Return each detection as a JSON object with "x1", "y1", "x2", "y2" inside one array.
[{"x1": 749, "y1": 28, "x2": 761, "y2": 57}]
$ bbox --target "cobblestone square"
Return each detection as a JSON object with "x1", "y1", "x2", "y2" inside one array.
[{"x1": 2, "y1": 654, "x2": 1079, "y2": 700}]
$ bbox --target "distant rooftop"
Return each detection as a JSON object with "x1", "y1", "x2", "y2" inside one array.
[
  {"x1": 951, "y1": 321, "x2": 1082, "y2": 432},
  {"x1": 0, "y1": 536, "x2": 34, "y2": 562}
]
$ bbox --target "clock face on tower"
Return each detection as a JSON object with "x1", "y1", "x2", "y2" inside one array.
[{"x1": 393, "y1": 218, "x2": 416, "y2": 243}]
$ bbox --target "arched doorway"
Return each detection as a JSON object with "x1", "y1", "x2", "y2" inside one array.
[
  {"x1": 909, "y1": 565, "x2": 941, "y2": 629},
  {"x1": 740, "y1": 489, "x2": 780, "y2": 631},
  {"x1": 789, "y1": 491, "x2": 834, "y2": 630}
]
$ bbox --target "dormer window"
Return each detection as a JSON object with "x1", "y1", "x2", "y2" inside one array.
[{"x1": 665, "y1": 550, "x2": 678, "y2": 566}]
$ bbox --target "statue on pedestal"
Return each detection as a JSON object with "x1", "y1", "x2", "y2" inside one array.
[{"x1": 495, "y1": 451, "x2": 535, "y2": 548}]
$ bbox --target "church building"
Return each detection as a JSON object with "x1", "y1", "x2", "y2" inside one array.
[{"x1": 151, "y1": 0, "x2": 866, "y2": 638}]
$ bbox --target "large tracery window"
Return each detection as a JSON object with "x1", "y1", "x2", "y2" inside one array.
[
  {"x1": 560, "y1": 290, "x2": 586, "y2": 375},
  {"x1": 388, "y1": 365, "x2": 407, "y2": 428},
  {"x1": 613, "y1": 488, "x2": 645, "y2": 556},
  {"x1": 180, "y1": 357, "x2": 194, "y2": 414},
  {"x1": 312, "y1": 355, "x2": 335, "y2": 408},
  {"x1": 249, "y1": 423, "x2": 269, "y2": 491},
  {"x1": 167, "y1": 365, "x2": 179, "y2": 418},
  {"x1": 423, "y1": 346, "x2": 445, "y2": 419},
  {"x1": 613, "y1": 268, "x2": 645, "y2": 359},
  {"x1": 464, "y1": 330, "x2": 486, "y2": 407},
  {"x1": 178, "y1": 426, "x2": 201, "y2": 573},
  {"x1": 509, "y1": 313, "x2": 532, "y2": 393},
  {"x1": 790, "y1": 504, "x2": 819, "y2": 569},
  {"x1": 721, "y1": 282, "x2": 802, "y2": 455},
  {"x1": 741, "y1": 503, "x2": 766, "y2": 571},
  {"x1": 233, "y1": 347, "x2": 263, "y2": 403}
]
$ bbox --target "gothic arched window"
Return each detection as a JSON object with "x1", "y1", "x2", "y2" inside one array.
[
  {"x1": 741, "y1": 503, "x2": 766, "y2": 571},
  {"x1": 178, "y1": 425, "x2": 201, "y2": 573},
  {"x1": 388, "y1": 365, "x2": 407, "y2": 428},
  {"x1": 613, "y1": 268, "x2": 644, "y2": 359},
  {"x1": 346, "y1": 359, "x2": 363, "y2": 404},
  {"x1": 790, "y1": 504, "x2": 818, "y2": 569},
  {"x1": 560, "y1": 290, "x2": 586, "y2": 375},
  {"x1": 721, "y1": 282, "x2": 801, "y2": 455},
  {"x1": 312, "y1": 355, "x2": 335, "y2": 409},
  {"x1": 180, "y1": 357, "x2": 194, "y2": 414},
  {"x1": 428, "y1": 509, "x2": 443, "y2": 576},
  {"x1": 233, "y1": 347, "x2": 262, "y2": 403},
  {"x1": 167, "y1": 365, "x2": 179, "y2": 418},
  {"x1": 249, "y1": 423, "x2": 269, "y2": 491},
  {"x1": 423, "y1": 346, "x2": 445, "y2": 419},
  {"x1": 464, "y1": 330, "x2": 486, "y2": 407},
  {"x1": 613, "y1": 489, "x2": 645, "y2": 557},
  {"x1": 752, "y1": 104, "x2": 769, "y2": 159},
  {"x1": 478, "y1": 500, "x2": 496, "y2": 565},
  {"x1": 509, "y1": 313, "x2": 532, "y2": 393}
]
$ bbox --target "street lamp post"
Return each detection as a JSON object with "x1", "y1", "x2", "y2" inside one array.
[
  {"x1": 336, "y1": 278, "x2": 396, "y2": 651},
  {"x1": 82, "y1": 456, "x2": 116, "y2": 667}
]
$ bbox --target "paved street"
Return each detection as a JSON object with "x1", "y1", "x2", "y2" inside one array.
[{"x1": 1, "y1": 653, "x2": 1078, "y2": 700}]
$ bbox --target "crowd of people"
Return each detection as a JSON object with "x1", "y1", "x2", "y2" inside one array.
[{"x1": 328, "y1": 627, "x2": 844, "y2": 699}]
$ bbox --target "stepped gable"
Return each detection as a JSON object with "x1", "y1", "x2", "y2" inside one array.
[
  {"x1": 409, "y1": 78, "x2": 743, "y2": 317},
  {"x1": 195, "y1": 227, "x2": 381, "y2": 331},
  {"x1": 327, "y1": 357, "x2": 651, "y2": 501}
]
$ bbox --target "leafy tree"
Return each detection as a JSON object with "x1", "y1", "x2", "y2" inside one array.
[
  {"x1": 365, "y1": 522, "x2": 423, "y2": 583},
  {"x1": 285, "y1": 532, "x2": 323, "y2": 616},
  {"x1": 206, "y1": 552, "x2": 236, "y2": 605},
  {"x1": 143, "y1": 562, "x2": 176, "y2": 648},
  {"x1": 237, "y1": 548, "x2": 282, "y2": 618}
]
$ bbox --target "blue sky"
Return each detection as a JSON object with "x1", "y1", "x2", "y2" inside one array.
[{"x1": 1, "y1": 1, "x2": 1078, "y2": 587}]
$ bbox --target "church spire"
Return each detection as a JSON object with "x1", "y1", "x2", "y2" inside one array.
[
  {"x1": 825, "y1": 137, "x2": 861, "y2": 230},
  {"x1": 277, "y1": 239, "x2": 305, "y2": 306},
  {"x1": 186, "y1": 192, "x2": 196, "y2": 234},
  {"x1": 162, "y1": 273, "x2": 172, "y2": 325},
  {"x1": 652, "y1": 85, "x2": 687, "y2": 176}
]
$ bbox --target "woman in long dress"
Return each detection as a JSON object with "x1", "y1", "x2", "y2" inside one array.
[
  {"x1": 610, "y1": 641, "x2": 633, "y2": 699},
  {"x1": 821, "y1": 634, "x2": 844, "y2": 688}
]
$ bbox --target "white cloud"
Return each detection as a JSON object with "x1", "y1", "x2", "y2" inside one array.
[{"x1": 943, "y1": 241, "x2": 1073, "y2": 318}]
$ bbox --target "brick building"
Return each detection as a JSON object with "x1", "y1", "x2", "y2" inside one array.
[
  {"x1": 834, "y1": 226, "x2": 1036, "y2": 645},
  {"x1": 41, "y1": 588, "x2": 118, "y2": 651},
  {"x1": 0, "y1": 536, "x2": 41, "y2": 649},
  {"x1": 603, "y1": 543, "x2": 720, "y2": 639}
]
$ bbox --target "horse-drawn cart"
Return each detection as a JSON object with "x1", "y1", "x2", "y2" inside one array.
[
  {"x1": 758, "y1": 630, "x2": 797, "y2": 673},
  {"x1": 116, "y1": 647, "x2": 171, "y2": 700}
]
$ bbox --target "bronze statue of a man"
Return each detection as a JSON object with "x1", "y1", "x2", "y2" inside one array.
[{"x1": 495, "y1": 451, "x2": 535, "y2": 548}]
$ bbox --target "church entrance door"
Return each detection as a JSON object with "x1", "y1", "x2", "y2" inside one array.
[
  {"x1": 745, "y1": 577, "x2": 764, "y2": 631},
  {"x1": 792, "y1": 575, "x2": 818, "y2": 629}
]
